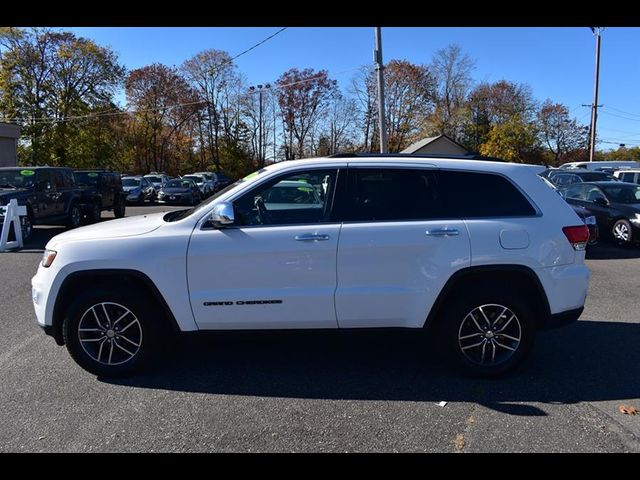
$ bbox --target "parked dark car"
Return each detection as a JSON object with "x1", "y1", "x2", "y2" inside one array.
[
  {"x1": 571, "y1": 204, "x2": 599, "y2": 246},
  {"x1": 122, "y1": 176, "x2": 156, "y2": 204},
  {"x1": 74, "y1": 170, "x2": 126, "y2": 223},
  {"x1": 540, "y1": 176, "x2": 598, "y2": 245},
  {"x1": 211, "y1": 172, "x2": 232, "y2": 192},
  {"x1": 144, "y1": 173, "x2": 170, "y2": 192},
  {"x1": 560, "y1": 181, "x2": 640, "y2": 245},
  {"x1": 0, "y1": 166, "x2": 82, "y2": 241},
  {"x1": 545, "y1": 169, "x2": 618, "y2": 187},
  {"x1": 157, "y1": 178, "x2": 202, "y2": 205}
]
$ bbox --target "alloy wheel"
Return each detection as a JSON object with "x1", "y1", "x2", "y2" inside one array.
[
  {"x1": 457, "y1": 304, "x2": 522, "y2": 367},
  {"x1": 613, "y1": 221, "x2": 630, "y2": 242},
  {"x1": 77, "y1": 302, "x2": 143, "y2": 365}
]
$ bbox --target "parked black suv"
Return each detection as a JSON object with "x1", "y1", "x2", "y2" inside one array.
[
  {"x1": 0, "y1": 166, "x2": 82, "y2": 241},
  {"x1": 74, "y1": 170, "x2": 126, "y2": 223}
]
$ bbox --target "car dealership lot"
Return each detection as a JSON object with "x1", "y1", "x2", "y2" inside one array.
[{"x1": 1, "y1": 204, "x2": 639, "y2": 452}]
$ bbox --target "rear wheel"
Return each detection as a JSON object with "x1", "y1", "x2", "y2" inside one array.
[
  {"x1": 113, "y1": 197, "x2": 125, "y2": 218},
  {"x1": 66, "y1": 203, "x2": 82, "y2": 229},
  {"x1": 612, "y1": 219, "x2": 632, "y2": 245},
  {"x1": 62, "y1": 287, "x2": 166, "y2": 376},
  {"x1": 21, "y1": 211, "x2": 34, "y2": 242},
  {"x1": 88, "y1": 201, "x2": 101, "y2": 224},
  {"x1": 442, "y1": 288, "x2": 536, "y2": 377}
]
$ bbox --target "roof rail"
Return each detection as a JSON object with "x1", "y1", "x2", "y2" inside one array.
[{"x1": 327, "y1": 152, "x2": 505, "y2": 162}]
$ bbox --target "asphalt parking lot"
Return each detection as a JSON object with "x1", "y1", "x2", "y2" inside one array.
[{"x1": 1, "y1": 204, "x2": 639, "y2": 452}]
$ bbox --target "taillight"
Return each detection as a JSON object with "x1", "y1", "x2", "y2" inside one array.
[{"x1": 562, "y1": 225, "x2": 590, "y2": 250}]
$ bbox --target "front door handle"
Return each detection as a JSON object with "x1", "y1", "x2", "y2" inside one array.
[
  {"x1": 295, "y1": 234, "x2": 330, "y2": 242},
  {"x1": 425, "y1": 228, "x2": 460, "y2": 237}
]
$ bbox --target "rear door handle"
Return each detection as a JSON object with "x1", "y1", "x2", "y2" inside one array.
[
  {"x1": 295, "y1": 234, "x2": 330, "y2": 242},
  {"x1": 425, "y1": 228, "x2": 459, "y2": 237}
]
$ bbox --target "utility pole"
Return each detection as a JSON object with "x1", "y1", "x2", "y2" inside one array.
[
  {"x1": 374, "y1": 27, "x2": 388, "y2": 153},
  {"x1": 588, "y1": 27, "x2": 604, "y2": 162},
  {"x1": 249, "y1": 84, "x2": 271, "y2": 167}
]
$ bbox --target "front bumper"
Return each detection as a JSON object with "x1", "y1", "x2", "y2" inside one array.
[
  {"x1": 540, "y1": 306, "x2": 584, "y2": 330},
  {"x1": 630, "y1": 219, "x2": 640, "y2": 242}
]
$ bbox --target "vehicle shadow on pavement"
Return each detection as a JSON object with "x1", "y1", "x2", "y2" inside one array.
[
  {"x1": 586, "y1": 242, "x2": 640, "y2": 260},
  {"x1": 101, "y1": 319, "x2": 640, "y2": 416}
]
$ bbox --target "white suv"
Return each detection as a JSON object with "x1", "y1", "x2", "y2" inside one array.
[{"x1": 32, "y1": 156, "x2": 591, "y2": 377}]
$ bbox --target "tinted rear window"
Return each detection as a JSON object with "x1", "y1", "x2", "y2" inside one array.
[
  {"x1": 343, "y1": 168, "x2": 441, "y2": 222},
  {"x1": 438, "y1": 170, "x2": 537, "y2": 217}
]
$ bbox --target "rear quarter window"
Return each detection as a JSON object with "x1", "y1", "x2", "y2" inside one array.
[{"x1": 437, "y1": 170, "x2": 537, "y2": 218}]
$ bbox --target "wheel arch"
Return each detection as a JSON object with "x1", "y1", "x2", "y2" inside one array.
[
  {"x1": 51, "y1": 269, "x2": 181, "y2": 345},
  {"x1": 424, "y1": 265, "x2": 551, "y2": 330}
]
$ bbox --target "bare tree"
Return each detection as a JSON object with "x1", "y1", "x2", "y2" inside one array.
[
  {"x1": 181, "y1": 50, "x2": 239, "y2": 172},
  {"x1": 276, "y1": 68, "x2": 338, "y2": 159},
  {"x1": 429, "y1": 44, "x2": 475, "y2": 141}
]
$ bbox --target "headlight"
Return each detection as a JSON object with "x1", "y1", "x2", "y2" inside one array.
[
  {"x1": 585, "y1": 216, "x2": 597, "y2": 225},
  {"x1": 42, "y1": 249, "x2": 57, "y2": 268}
]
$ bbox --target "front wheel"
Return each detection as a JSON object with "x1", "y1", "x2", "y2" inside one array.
[
  {"x1": 443, "y1": 289, "x2": 536, "y2": 377},
  {"x1": 612, "y1": 219, "x2": 632, "y2": 245},
  {"x1": 62, "y1": 287, "x2": 166, "y2": 376}
]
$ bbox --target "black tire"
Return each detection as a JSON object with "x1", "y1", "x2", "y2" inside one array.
[
  {"x1": 66, "y1": 202, "x2": 82, "y2": 229},
  {"x1": 612, "y1": 219, "x2": 632, "y2": 245},
  {"x1": 113, "y1": 197, "x2": 126, "y2": 218},
  {"x1": 88, "y1": 201, "x2": 101, "y2": 224},
  {"x1": 21, "y1": 210, "x2": 34, "y2": 242},
  {"x1": 62, "y1": 286, "x2": 167, "y2": 377},
  {"x1": 441, "y1": 287, "x2": 536, "y2": 377}
]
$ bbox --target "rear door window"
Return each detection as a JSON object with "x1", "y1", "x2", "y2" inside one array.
[{"x1": 342, "y1": 168, "x2": 442, "y2": 222}]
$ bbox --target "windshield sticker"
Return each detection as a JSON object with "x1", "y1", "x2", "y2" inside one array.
[
  {"x1": 20, "y1": 170, "x2": 35, "y2": 176},
  {"x1": 87, "y1": 173, "x2": 99, "y2": 177},
  {"x1": 297, "y1": 187, "x2": 313, "y2": 192}
]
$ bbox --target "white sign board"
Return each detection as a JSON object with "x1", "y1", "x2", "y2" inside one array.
[{"x1": 0, "y1": 199, "x2": 28, "y2": 251}]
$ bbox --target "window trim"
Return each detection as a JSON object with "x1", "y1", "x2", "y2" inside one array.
[{"x1": 339, "y1": 166, "x2": 540, "y2": 225}]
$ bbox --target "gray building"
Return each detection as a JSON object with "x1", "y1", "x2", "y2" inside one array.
[
  {"x1": 0, "y1": 123, "x2": 20, "y2": 167},
  {"x1": 401, "y1": 134, "x2": 469, "y2": 156}
]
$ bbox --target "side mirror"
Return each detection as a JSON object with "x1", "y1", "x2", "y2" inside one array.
[
  {"x1": 593, "y1": 197, "x2": 608, "y2": 206},
  {"x1": 210, "y1": 202, "x2": 234, "y2": 227}
]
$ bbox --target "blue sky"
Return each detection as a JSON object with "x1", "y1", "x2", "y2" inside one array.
[{"x1": 66, "y1": 26, "x2": 640, "y2": 150}]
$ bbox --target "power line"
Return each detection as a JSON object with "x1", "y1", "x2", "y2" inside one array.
[
  {"x1": 229, "y1": 27, "x2": 287, "y2": 64},
  {"x1": 600, "y1": 110, "x2": 640, "y2": 123},
  {"x1": 605, "y1": 105, "x2": 640, "y2": 118}
]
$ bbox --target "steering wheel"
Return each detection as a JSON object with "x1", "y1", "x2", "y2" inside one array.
[{"x1": 254, "y1": 196, "x2": 271, "y2": 225}]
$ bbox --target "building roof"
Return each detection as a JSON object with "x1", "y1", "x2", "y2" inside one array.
[
  {"x1": 401, "y1": 134, "x2": 469, "y2": 154},
  {"x1": 0, "y1": 122, "x2": 20, "y2": 139}
]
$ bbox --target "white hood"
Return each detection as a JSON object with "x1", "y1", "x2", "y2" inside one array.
[{"x1": 47, "y1": 212, "x2": 166, "y2": 248}]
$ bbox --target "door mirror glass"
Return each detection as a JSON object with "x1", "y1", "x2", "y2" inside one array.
[{"x1": 210, "y1": 202, "x2": 235, "y2": 227}]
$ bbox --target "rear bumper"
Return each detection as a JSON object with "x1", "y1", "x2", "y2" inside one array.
[{"x1": 540, "y1": 306, "x2": 584, "y2": 330}]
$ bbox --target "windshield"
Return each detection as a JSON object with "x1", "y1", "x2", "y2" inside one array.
[
  {"x1": 165, "y1": 179, "x2": 191, "y2": 189},
  {"x1": 183, "y1": 175, "x2": 202, "y2": 184},
  {"x1": 602, "y1": 185, "x2": 640, "y2": 204},
  {"x1": 145, "y1": 176, "x2": 162, "y2": 183},
  {"x1": 579, "y1": 172, "x2": 616, "y2": 182},
  {"x1": 74, "y1": 172, "x2": 100, "y2": 186},
  {"x1": 0, "y1": 169, "x2": 37, "y2": 188},
  {"x1": 164, "y1": 168, "x2": 268, "y2": 222},
  {"x1": 122, "y1": 178, "x2": 141, "y2": 187}
]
